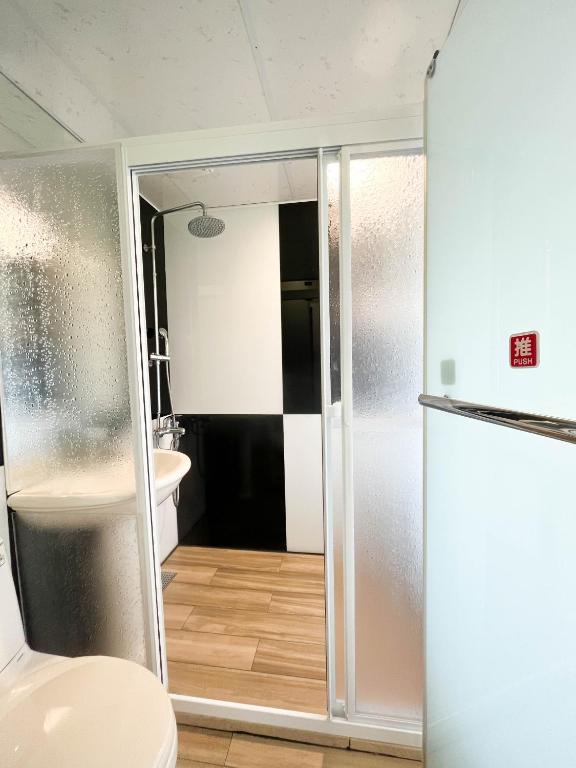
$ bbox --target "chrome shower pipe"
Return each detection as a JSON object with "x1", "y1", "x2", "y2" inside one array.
[
  {"x1": 145, "y1": 202, "x2": 206, "y2": 424},
  {"x1": 158, "y1": 327, "x2": 175, "y2": 417}
]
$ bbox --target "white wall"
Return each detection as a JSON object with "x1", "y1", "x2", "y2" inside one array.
[
  {"x1": 283, "y1": 415, "x2": 324, "y2": 554},
  {"x1": 164, "y1": 202, "x2": 325, "y2": 554},
  {"x1": 165, "y1": 204, "x2": 283, "y2": 415}
]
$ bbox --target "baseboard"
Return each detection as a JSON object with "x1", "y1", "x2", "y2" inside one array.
[
  {"x1": 349, "y1": 737, "x2": 422, "y2": 762},
  {"x1": 174, "y1": 709, "x2": 423, "y2": 762},
  {"x1": 176, "y1": 712, "x2": 348, "y2": 749}
]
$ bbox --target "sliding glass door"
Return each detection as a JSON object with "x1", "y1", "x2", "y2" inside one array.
[{"x1": 321, "y1": 145, "x2": 424, "y2": 725}]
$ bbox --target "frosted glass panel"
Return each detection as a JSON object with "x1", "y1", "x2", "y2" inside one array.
[
  {"x1": 351, "y1": 153, "x2": 424, "y2": 719},
  {"x1": 0, "y1": 148, "x2": 146, "y2": 664},
  {"x1": 14, "y1": 511, "x2": 145, "y2": 661},
  {"x1": 0, "y1": 148, "x2": 133, "y2": 492}
]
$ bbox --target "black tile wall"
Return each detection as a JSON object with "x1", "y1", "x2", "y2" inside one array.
[
  {"x1": 279, "y1": 202, "x2": 322, "y2": 414},
  {"x1": 171, "y1": 415, "x2": 207, "y2": 544},
  {"x1": 179, "y1": 415, "x2": 287, "y2": 552},
  {"x1": 140, "y1": 196, "x2": 171, "y2": 418},
  {"x1": 279, "y1": 201, "x2": 320, "y2": 283}
]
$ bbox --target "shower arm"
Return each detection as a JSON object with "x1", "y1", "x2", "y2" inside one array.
[{"x1": 147, "y1": 201, "x2": 207, "y2": 425}]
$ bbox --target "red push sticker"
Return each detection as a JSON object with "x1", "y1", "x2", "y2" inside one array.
[{"x1": 510, "y1": 331, "x2": 539, "y2": 368}]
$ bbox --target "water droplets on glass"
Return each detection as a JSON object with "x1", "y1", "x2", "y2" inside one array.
[
  {"x1": 0, "y1": 148, "x2": 146, "y2": 665},
  {"x1": 0, "y1": 149, "x2": 133, "y2": 491}
]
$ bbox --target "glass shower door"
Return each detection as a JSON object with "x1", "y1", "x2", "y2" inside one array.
[{"x1": 322, "y1": 145, "x2": 424, "y2": 727}]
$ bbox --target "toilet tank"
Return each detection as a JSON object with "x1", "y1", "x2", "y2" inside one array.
[{"x1": 0, "y1": 538, "x2": 25, "y2": 672}]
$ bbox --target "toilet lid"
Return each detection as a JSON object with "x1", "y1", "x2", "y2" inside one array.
[{"x1": 0, "y1": 655, "x2": 176, "y2": 768}]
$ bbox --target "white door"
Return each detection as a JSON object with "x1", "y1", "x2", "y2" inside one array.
[{"x1": 425, "y1": 0, "x2": 576, "y2": 765}]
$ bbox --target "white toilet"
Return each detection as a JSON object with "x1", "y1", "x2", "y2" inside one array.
[{"x1": 0, "y1": 538, "x2": 178, "y2": 767}]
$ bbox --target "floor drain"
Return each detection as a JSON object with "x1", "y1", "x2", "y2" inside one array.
[{"x1": 161, "y1": 571, "x2": 177, "y2": 591}]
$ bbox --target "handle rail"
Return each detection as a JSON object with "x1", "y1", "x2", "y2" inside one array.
[{"x1": 418, "y1": 394, "x2": 576, "y2": 444}]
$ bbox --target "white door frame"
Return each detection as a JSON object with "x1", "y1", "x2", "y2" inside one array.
[{"x1": 119, "y1": 109, "x2": 424, "y2": 748}]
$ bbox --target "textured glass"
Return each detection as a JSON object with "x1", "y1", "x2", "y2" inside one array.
[
  {"x1": 14, "y1": 511, "x2": 145, "y2": 661},
  {"x1": 351, "y1": 153, "x2": 424, "y2": 719},
  {"x1": 0, "y1": 148, "x2": 146, "y2": 664},
  {"x1": 0, "y1": 149, "x2": 133, "y2": 492}
]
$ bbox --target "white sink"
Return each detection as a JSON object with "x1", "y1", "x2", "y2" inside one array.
[
  {"x1": 7, "y1": 449, "x2": 191, "y2": 514},
  {"x1": 153, "y1": 449, "x2": 191, "y2": 505}
]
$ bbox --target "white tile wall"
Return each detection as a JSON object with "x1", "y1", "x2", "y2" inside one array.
[
  {"x1": 283, "y1": 414, "x2": 324, "y2": 554},
  {"x1": 165, "y1": 204, "x2": 283, "y2": 415}
]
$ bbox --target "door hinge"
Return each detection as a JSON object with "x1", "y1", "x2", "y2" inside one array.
[{"x1": 427, "y1": 49, "x2": 440, "y2": 78}]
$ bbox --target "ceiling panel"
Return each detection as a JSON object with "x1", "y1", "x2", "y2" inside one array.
[
  {"x1": 139, "y1": 157, "x2": 317, "y2": 211},
  {"x1": 239, "y1": 0, "x2": 458, "y2": 119},
  {"x1": 0, "y1": 72, "x2": 79, "y2": 151},
  {"x1": 0, "y1": 0, "x2": 457, "y2": 143},
  {"x1": 0, "y1": 0, "x2": 270, "y2": 139},
  {"x1": 0, "y1": 1, "x2": 130, "y2": 140}
]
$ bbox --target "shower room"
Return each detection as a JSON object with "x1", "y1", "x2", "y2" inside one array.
[{"x1": 138, "y1": 157, "x2": 324, "y2": 561}]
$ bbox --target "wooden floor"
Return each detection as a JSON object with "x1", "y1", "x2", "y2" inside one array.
[
  {"x1": 163, "y1": 546, "x2": 327, "y2": 713},
  {"x1": 176, "y1": 726, "x2": 422, "y2": 768}
]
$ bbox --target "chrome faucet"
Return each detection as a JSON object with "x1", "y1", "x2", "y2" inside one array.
[
  {"x1": 154, "y1": 414, "x2": 185, "y2": 449},
  {"x1": 147, "y1": 328, "x2": 185, "y2": 449}
]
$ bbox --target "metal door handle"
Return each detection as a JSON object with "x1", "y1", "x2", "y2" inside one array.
[{"x1": 419, "y1": 394, "x2": 576, "y2": 444}]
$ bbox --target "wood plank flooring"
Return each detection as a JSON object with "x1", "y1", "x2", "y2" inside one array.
[
  {"x1": 176, "y1": 726, "x2": 422, "y2": 768},
  {"x1": 163, "y1": 546, "x2": 327, "y2": 714}
]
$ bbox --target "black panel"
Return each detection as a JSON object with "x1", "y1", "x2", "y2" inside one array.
[
  {"x1": 279, "y1": 202, "x2": 321, "y2": 414},
  {"x1": 139, "y1": 196, "x2": 170, "y2": 417},
  {"x1": 281, "y1": 298, "x2": 321, "y2": 413},
  {"x1": 13, "y1": 515, "x2": 102, "y2": 655},
  {"x1": 173, "y1": 415, "x2": 207, "y2": 545},
  {"x1": 12, "y1": 514, "x2": 133, "y2": 657},
  {"x1": 179, "y1": 415, "x2": 286, "y2": 552},
  {"x1": 279, "y1": 201, "x2": 320, "y2": 282}
]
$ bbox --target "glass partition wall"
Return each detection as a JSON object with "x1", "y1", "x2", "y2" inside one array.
[{"x1": 0, "y1": 146, "x2": 159, "y2": 669}]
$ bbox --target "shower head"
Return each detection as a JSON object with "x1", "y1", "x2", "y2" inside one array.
[{"x1": 187, "y1": 211, "x2": 226, "y2": 238}]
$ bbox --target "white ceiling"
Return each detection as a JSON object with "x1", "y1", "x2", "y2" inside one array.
[
  {"x1": 0, "y1": 0, "x2": 457, "y2": 208},
  {"x1": 0, "y1": 0, "x2": 458, "y2": 143},
  {"x1": 139, "y1": 157, "x2": 318, "y2": 210},
  {"x1": 0, "y1": 71, "x2": 78, "y2": 151}
]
